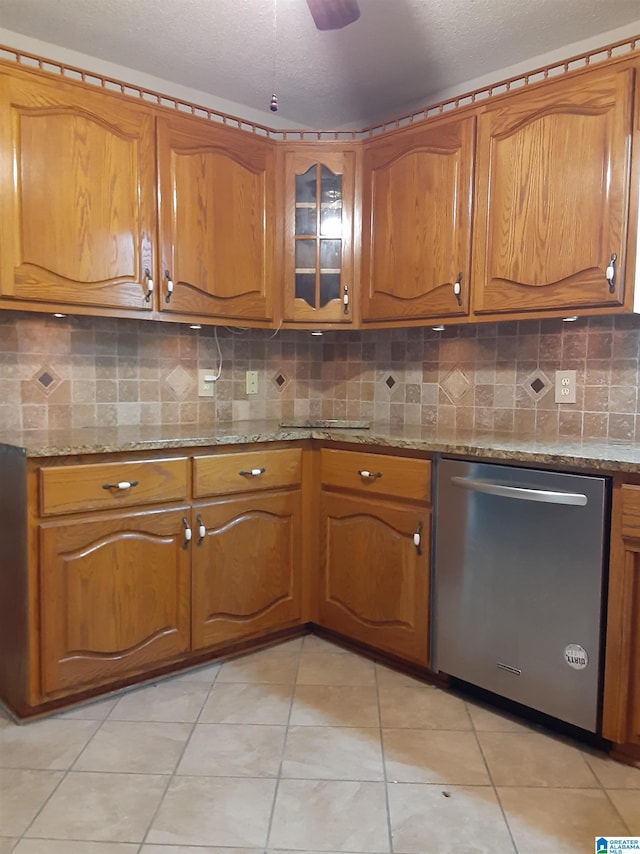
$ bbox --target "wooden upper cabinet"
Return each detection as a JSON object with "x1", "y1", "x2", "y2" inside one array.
[
  {"x1": 472, "y1": 67, "x2": 634, "y2": 315},
  {"x1": 156, "y1": 115, "x2": 275, "y2": 322},
  {"x1": 361, "y1": 116, "x2": 475, "y2": 322},
  {"x1": 281, "y1": 145, "x2": 359, "y2": 325},
  {"x1": 0, "y1": 71, "x2": 156, "y2": 310}
]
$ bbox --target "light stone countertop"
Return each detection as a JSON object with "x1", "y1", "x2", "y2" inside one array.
[{"x1": 1, "y1": 419, "x2": 640, "y2": 475}]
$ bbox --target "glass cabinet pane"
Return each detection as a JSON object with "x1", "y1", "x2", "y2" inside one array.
[
  {"x1": 290, "y1": 158, "x2": 348, "y2": 316},
  {"x1": 320, "y1": 274, "x2": 340, "y2": 306},
  {"x1": 319, "y1": 239, "x2": 341, "y2": 270},
  {"x1": 321, "y1": 166, "x2": 341, "y2": 204},
  {"x1": 296, "y1": 167, "x2": 317, "y2": 203},
  {"x1": 295, "y1": 273, "x2": 316, "y2": 307},
  {"x1": 295, "y1": 239, "x2": 316, "y2": 270},
  {"x1": 320, "y1": 205, "x2": 342, "y2": 237},
  {"x1": 295, "y1": 207, "x2": 316, "y2": 235}
]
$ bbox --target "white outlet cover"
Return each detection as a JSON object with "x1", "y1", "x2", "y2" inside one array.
[{"x1": 555, "y1": 370, "x2": 577, "y2": 404}]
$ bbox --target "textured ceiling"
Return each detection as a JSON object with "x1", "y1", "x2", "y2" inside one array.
[{"x1": 0, "y1": 0, "x2": 639, "y2": 128}]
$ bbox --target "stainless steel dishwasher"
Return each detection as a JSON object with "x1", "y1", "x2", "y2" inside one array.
[{"x1": 432, "y1": 457, "x2": 609, "y2": 732}]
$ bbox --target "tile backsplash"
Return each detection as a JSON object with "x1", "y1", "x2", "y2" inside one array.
[{"x1": 2, "y1": 311, "x2": 640, "y2": 441}]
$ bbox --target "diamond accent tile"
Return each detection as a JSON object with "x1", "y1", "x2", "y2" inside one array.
[
  {"x1": 382, "y1": 372, "x2": 399, "y2": 393},
  {"x1": 440, "y1": 367, "x2": 471, "y2": 404},
  {"x1": 32, "y1": 365, "x2": 62, "y2": 396},
  {"x1": 163, "y1": 365, "x2": 195, "y2": 401},
  {"x1": 272, "y1": 371, "x2": 291, "y2": 392},
  {"x1": 523, "y1": 369, "x2": 552, "y2": 402}
]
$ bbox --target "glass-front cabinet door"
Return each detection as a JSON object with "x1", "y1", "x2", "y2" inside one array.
[{"x1": 282, "y1": 146, "x2": 358, "y2": 325}]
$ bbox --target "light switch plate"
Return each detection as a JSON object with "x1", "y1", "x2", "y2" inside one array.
[
  {"x1": 246, "y1": 371, "x2": 258, "y2": 395},
  {"x1": 555, "y1": 370, "x2": 577, "y2": 404}
]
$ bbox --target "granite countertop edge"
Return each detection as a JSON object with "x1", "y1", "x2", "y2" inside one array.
[{"x1": 1, "y1": 420, "x2": 640, "y2": 475}]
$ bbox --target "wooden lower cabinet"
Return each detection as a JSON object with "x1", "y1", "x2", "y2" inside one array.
[
  {"x1": 192, "y1": 491, "x2": 302, "y2": 648},
  {"x1": 602, "y1": 479, "x2": 640, "y2": 761},
  {"x1": 318, "y1": 492, "x2": 430, "y2": 665},
  {"x1": 39, "y1": 506, "x2": 191, "y2": 697}
]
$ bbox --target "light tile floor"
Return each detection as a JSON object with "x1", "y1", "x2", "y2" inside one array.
[{"x1": 0, "y1": 634, "x2": 638, "y2": 853}]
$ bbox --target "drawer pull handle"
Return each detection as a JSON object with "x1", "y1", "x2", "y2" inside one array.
[
  {"x1": 358, "y1": 470, "x2": 382, "y2": 479},
  {"x1": 605, "y1": 252, "x2": 617, "y2": 293},
  {"x1": 102, "y1": 480, "x2": 139, "y2": 491},
  {"x1": 182, "y1": 516, "x2": 192, "y2": 550},
  {"x1": 239, "y1": 467, "x2": 266, "y2": 477},
  {"x1": 144, "y1": 268, "x2": 154, "y2": 303},
  {"x1": 165, "y1": 269, "x2": 174, "y2": 303},
  {"x1": 196, "y1": 513, "x2": 206, "y2": 546},
  {"x1": 453, "y1": 272, "x2": 463, "y2": 306}
]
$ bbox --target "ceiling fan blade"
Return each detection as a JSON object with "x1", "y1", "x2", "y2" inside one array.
[{"x1": 306, "y1": 0, "x2": 360, "y2": 30}]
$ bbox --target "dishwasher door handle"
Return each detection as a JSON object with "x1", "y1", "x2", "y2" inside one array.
[{"x1": 450, "y1": 476, "x2": 588, "y2": 506}]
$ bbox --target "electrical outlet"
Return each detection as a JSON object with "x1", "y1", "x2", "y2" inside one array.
[
  {"x1": 555, "y1": 370, "x2": 577, "y2": 404},
  {"x1": 197, "y1": 369, "x2": 216, "y2": 398},
  {"x1": 246, "y1": 370, "x2": 258, "y2": 395}
]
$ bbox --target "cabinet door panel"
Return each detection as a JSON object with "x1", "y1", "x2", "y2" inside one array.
[
  {"x1": 361, "y1": 116, "x2": 474, "y2": 321},
  {"x1": 319, "y1": 493, "x2": 430, "y2": 665},
  {"x1": 0, "y1": 72, "x2": 155, "y2": 309},
  {"x1": 40, "y1": 507, "x2": 191, "y2": 696},
  {"x1": 192, "y1": 491, "x2": 302, "y2": 648},
  {"x1": 157, "y1": 116, "x2": 275, "y2": 321},
  {"x1": 473, "y1": 68, "x2": 633, "y2": 314},
  {"x1": 282, "y1": 147, "x2": 357, "y2": 324}
]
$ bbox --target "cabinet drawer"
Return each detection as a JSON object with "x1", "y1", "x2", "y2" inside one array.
[
  {"x1": 621, "y1": 484, "x2": 640, "y2": 537},
  {"x1": 193, "y1": 447, "x2": 302, "y2": 498},
  {"x1": 40, "y1": 458, "x2": 189, "y2": 516},
  {"x1": 320, "y1": 449, "x2": 431, "y2": 502}
]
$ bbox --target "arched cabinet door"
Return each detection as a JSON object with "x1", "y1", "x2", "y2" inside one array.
[
  {"x1": 40, "y1": 507, "x2": 191, "y2": 697},
  {"x1": 361, "y1": 115, "x2": 475, "y2": 323},
  {"x1": 281, "y1": 145, "x2": 358, "y2": 325},
  {"x1": 472, "y1": 66, "x2": 633, "y2": 315},
  {"x1": 318, "y1": 492, "x2": 430, "y2": 666},
  {"x1": 0, "y1": 71, "x2": 156, "y2": 310},
  {"x1": 191, "y1": 490, "x2": 302, "y2": 649},
  {"x1": 156, "y1": 115, "x2": 276, "y2": 322}
]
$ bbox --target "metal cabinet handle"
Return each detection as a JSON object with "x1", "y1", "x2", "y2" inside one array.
[
  {"x1": 343, "y1": 283, "x2": 349, "y2": 315},
  {"x1": 165, "y1": 269, "x2": 174, "y2": 303},
  {"x1": 239, "y1": 467, "x2": 266, "y2": 477},
  {"x1": 453, "y1": 272, "x2": 463, "y2": 306},
  {"x1": 606, "y1": 253, "x2": 617, "y2": 293},
  {"x1": 102, "y1": 479, "x2": 139, "y2": 491},
  {"x1": 196, "y1": 513, "x2": 205, "y2": 546},
  {"x1": 413, "y1": 521, "x2": 423, "y2": 556},
  {"x1": 144, "y1": 267, "x2": 154, "y2": 303},
  {"x1": 182, "y1": 516, "x2": 192, "y2": 550},
  {"x1": 358, "y1": 469, "x2": 382, "y2": 479},
  {"x1": 450, "y1": 476, "x2": 588, "y2": 506}
]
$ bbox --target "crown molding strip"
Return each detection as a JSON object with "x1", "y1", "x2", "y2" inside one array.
[{"x1": 1, "y1": 32, "x2": 639, "y2": 142}]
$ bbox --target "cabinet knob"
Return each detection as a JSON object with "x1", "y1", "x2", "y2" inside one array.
[
  {"x1": 239, "y1": 467, "x2": 266, "y2": 477},
  {"x1": 605, "y1": 253, "x2": 617, "y2": 293}
]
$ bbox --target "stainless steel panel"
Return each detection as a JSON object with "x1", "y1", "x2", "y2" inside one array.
[{"x1": 433, "y1": 458, "x2": 608, "y2": 732}]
